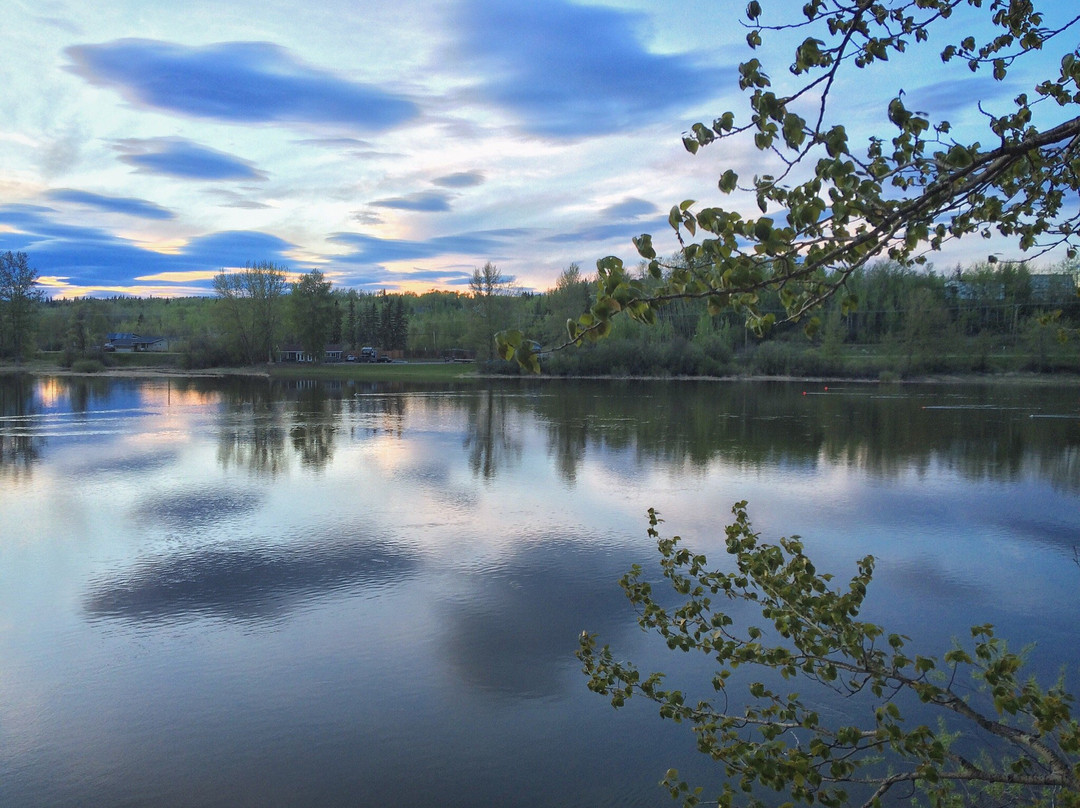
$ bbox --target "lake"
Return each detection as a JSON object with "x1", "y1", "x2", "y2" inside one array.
[{"x1": 1, "y1": 373, "x2": 1078, "y2": 807}]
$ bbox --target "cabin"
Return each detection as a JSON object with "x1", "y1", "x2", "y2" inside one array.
[
  {"x1": 104, "y1": 333, "x2": 166, "y2": 352},
  {"x1": 277, "y1": 344, "x2": 348, "y2": 363}
]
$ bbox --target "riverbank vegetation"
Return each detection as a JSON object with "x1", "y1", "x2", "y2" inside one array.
[{"x1": 13, "y1": 257, "x2": 1077, "y2": 380}]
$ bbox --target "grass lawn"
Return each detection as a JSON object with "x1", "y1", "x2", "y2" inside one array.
[
  {"x1": 267, "y1": 361, "x2": 480, "y2": 383},
  {"x1": 3, "y1": 355, "x2": 483, "y2": 383}
]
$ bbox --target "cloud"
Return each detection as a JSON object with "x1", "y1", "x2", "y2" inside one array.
[
  {"x1": 294, "y1": 137, "x2": 374, "y2": 149},
  {"x1": 40, "y1": 130, "x2": 85, "y2": 177},
  {"x1": 219, "y1": 200, "x2": 273, "y2": 209},
  {"x1": 115, "y1": 137, "x2": 268, "y2": 181},
  {"x1": 331, "y1": 265, "x2": 475, "y2": 291},
  {"x1": 206, "y1": 189, "x2": 274, "y2": 210},
  {"x1": 544, "y1": 219, "x2": 666, "y2": 245},
  {"x1": 329, "y1": 228, "x2": 530, "y2": 265},
  {"x1": 181, "y1": 230, "x2": 300, "y2": 266},
  {"x1": 545, "y1": 199, "x2": 668, "y2": 247},
  {"x1": 600, "y1": 197, "x2": 660, "y2": 219},
  {"x1": 135, "y1": 270, "x2": 220, "y2": 283},
  {"x1": 433, "y1": 170, "x2": 486, "y2": 188},
  {"x1": 903, "y1": 77, "x2": 1014, "y2": 116},
  {"x1": 47, "y1": 189, "x2": 175, "y2": 220},
  {"x1": 66, "y1": 39, "x2": 420, "y2": 131},
  {"x1": 454, "y1": 0, "x2": 714, "y2": 136},
  {"x1": 371, "y1": 191, "x2": 454, "y2": 212},
  {"x1": 0, "y1": 204, "x2": 302, "y2": 291},
  {"x1": 350, "y1": 210, "x2": 384, "y2": 226}
]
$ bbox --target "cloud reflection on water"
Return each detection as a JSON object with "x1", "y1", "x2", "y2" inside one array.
[
  {"x1": 437, "y1": 537, "x2": 640, "y2": 699},
  {"x1": 84, "y1": 539, "x2": 419, "y2": 623},
  {"x1": 130, "y1": 486, "x2": 263, "y2": 530}
]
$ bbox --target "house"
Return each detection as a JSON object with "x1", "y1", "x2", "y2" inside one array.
[
  {"x1": 278, "y1": 344, "x2": 311, "y2": 362},
  {"x1": 277, "y1": 344, "x2": 347, "y2": 363},
  {"x1": 104, "y1": 333, "x2": 166, "y2": 352}
]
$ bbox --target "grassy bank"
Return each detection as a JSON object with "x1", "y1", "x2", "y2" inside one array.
[
  {"x1": 1, "y1": 356, "x2": 480, "y2": 383},
  {"x1": 5, "y1": 350, "x2": 1076, "y2": 385},
  {"x1": 267, "y1": 361, "x2": 477, "y2": 383}
]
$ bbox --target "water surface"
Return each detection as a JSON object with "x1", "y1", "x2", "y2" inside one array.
[{"x1": 1, "y1": 375, "x2": 1078, "y2": 806}]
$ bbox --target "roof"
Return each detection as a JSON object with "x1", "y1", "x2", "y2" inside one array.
[{"x1": 105, "y1": 333, "x2": 163, "y2": 347}]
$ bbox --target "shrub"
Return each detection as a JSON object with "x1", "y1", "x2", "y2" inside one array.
[{"x1": 71, "y1": 358, "x2": 105, "y2": 373}]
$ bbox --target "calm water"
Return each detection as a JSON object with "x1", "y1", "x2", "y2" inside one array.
[{"x1": 1, "y1": 374, "x2": 1078, "y2": 807}]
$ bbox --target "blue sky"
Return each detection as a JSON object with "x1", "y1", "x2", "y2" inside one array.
[{"x1": 3, "y1": 0, "x2": 1074, "y2": 298}]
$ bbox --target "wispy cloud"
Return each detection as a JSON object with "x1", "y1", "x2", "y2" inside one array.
[
  {"x1": 350, "y1": 210, "x2": 384, "y2": 226},
  {"x1": 371, "y1": 191, "x2": 454, "y2": 212},
  {"x1": 206, "y1": 189, "x2": 274, "y2": 210},
  {"x1": 66, "y1": 39, "x2": 420, "y2": 132},
  {"x1": 330, "y1": 228, "x2": 526, "y2": 265},
  {"x1": 433, "y1": 170, "x2": 486, "y2": 188},
  {"x1": 454, "y1": 0, "x2": 714, "y2": 136},
  {"x1": 331, "y1": 265, "x2": 475, "y2": 291},
  {"x1": 47, "y1": 189, "x2": 175, "y2": 220},
  {"x1": 904, "y1": 77, "x2": 1014, "y2": 116},
  {"x1": 545, "y1": 198, "x2": 668, "y2": 246},
  {"x1": 115, "y1": 137, "x2": 267, "y2": 181}
]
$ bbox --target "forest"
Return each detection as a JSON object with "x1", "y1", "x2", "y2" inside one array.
[{"x1": 6, "y1": 257, "x2": 1080, "y2": 379}]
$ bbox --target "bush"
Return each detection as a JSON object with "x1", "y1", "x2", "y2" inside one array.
[
  {"x1": 747, "y1": 340, "x2": 796, "y2": 375},
  {"x1": 181, "y1": 336, "x2": 235, "y2": 369},
  {"x1": 71, "y1": 358, "x2": 105, "y2": 373}
]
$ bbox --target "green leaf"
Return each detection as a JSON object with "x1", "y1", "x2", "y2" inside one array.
[
  {"x1": 945, "y1": 144, "x2": 973, "y2": 168},
  {"x1": 753, "y1": 217, "x2": 774, "y2": 241},
  {"x1": 633, "y1": 234, "x2": 657, "y2": 260}
]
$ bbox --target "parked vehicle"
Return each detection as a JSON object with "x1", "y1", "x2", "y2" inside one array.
[{"x1": 442, "y1": 348, "x2": 475, "y2": 363}]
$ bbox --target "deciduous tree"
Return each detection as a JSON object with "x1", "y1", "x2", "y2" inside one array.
[
  {"x1": 580, "y1": 504, "x2": 1080, "y2": 808},
  {"x1": 213, "y1": 261, "x2": 288, "y2": 364},
  {"x1": 0, "y1": 251, "x2": 45, "y2": 362},
  {"x1": 470, "y1": 261, "x2": 514, "y2": 361},
  {"x1": 290, "y1": 269, "x2": 334, "y2": 362}
]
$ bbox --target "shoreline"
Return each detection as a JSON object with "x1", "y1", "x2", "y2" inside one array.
[{"x1": 1, "y1": 361, "x2": 1076, "y2": 387}]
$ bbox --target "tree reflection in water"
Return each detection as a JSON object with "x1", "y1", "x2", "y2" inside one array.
[
  {"x1": 0, "y1": 374, "x2": 1076, "y2": 493},
  {"x1": 217, "y1": 382, "x2": 289, "y2": 476},
  {"x1": 0, "y1": 373, "x2": 43, "y2": 478},
  {"x1": 289, "y1": 383, "x2": 341, "y2": 470},
  {"x1": 463, "y1": 387, "x2": 523, "y2": 479}
]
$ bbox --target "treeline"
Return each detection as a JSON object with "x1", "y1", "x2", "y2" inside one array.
[
  {"x1": 35, "y1": 269, "x2": 418, "y2": 369},
  {"x1": 518, "y1": 260, "x2": 1080, "y2": 378},
  {"x1": 12, "y1": 257, "x2": 1080, "y2": 378}
]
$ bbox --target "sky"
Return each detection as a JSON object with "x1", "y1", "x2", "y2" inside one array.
[{"x1": 2, "y1": 0, "x2": 1075, "y2": 299}]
